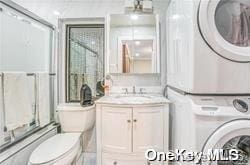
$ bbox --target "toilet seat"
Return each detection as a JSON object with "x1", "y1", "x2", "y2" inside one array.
[{"x1": 29, "y1": 133, "x2": 81, "y2": 165}]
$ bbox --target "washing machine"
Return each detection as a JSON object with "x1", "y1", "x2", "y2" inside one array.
[
  {"x1": 167, "y1": 0, "x2": 250, "y2": 94},
  {"x1": 168, "y1": 88, "x2": 250, "y2": 164}
]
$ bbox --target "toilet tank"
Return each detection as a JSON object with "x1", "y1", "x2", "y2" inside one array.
[{"x1": 57, "y1": 103, "x2": 95, "y2": 132}]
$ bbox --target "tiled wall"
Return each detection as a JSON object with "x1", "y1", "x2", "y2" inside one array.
[
  {"x1": 68, "y1": 26, "x2": 105, "y2": 99},
  {"x1": 2, "y1": 0, "x2": 169, "y2": 160},
  {"x1": 10, "y1": 0, "x2": 169, "y2": 91},
  {"x1": 12, "y1": 0, "x2": 169, "y2": 26},
  {"x1": 110, "y1": 73, "x2": 161, "y2": 86},
  {"x1": 12, "y1": 0, "x2": 124, "y2": 26}
]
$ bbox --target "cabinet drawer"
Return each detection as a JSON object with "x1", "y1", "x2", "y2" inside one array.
[
  {"x1": 102, "y1": 158, "x2": 145, "y2": 165},
  {"x1": 102, "y1": 153, "x2": 145, "y2": 165},
  {"x1": 102, "y1": 156, "x2": 163, "y2": 165}
]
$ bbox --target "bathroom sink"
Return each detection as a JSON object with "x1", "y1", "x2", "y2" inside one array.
[
  {"x1": 95, "y1": 94, "x2": 170, "y2": 105},
  {"x1": 114, "y1": 95, "x2": 152, "y2": 99},
  {"x1": 114, "y1": 95, "x2": 153, "y2": 102}
]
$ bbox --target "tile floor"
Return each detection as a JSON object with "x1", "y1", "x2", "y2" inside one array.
[{"x1": 82, "y1": 152, "x2": 96, "y2": 165}]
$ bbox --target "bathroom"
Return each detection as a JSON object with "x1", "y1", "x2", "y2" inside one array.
[{"x1": 1, "y1": 0, "x2": 250, "y2": 165}]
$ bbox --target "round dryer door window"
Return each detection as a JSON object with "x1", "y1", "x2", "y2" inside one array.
[
  {"x1": 202, "y1": 120, "x2": 250, "y2": 165},
  {"x1": 199, "y1": 0, "x2": 250, "y2": 62}
]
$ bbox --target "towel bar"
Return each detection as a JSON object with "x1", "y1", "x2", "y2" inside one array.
[
  {"x1": 0, "y1": 73, "x2": 6, "y2": 132},
  {"x1": 49, "y1": 73, "x2": 56, "y2": 76},
  {"x1": 27, "y1": 73, "x2": 35, "y2": 76},
  {"x1": 26, "y1": 73, "x2": 56, "y2": 76},
  {"x1": 0, "y1": 73, "x2": 55, "y2": 76},
  {"x1": 0, "y1": 72, "x2": 55, "y2": 134}
]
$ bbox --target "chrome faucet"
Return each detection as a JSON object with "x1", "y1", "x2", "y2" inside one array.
[
  {"x1": 122, "y1": 88, "x2": 129, "y2": 94},
  {"x1": 139, "y1": 88, "x2": 146, "y2": 94},
  {"x1": 133, "y1": 86, "x2": 136, "y2": 94}
]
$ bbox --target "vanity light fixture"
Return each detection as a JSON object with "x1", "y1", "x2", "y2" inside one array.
[{"x1": 125, "y1": 0, "x2": 153, "y2": 14}]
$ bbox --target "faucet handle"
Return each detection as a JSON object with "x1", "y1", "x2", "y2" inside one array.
[
  {"x1": 122, "y1": 88, "x2": 128, "y2": 94},
  {"x1": 139, "y1": 88, "x2": 146, "y2": 94}
]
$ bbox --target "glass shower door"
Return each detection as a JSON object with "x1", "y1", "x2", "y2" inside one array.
[{"x1": 66, "y1": 25, "x2": 104, "y2": 102}]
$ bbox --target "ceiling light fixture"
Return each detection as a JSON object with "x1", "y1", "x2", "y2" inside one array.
[{"x1": 53, "y1": 11, "x2": 60, "y2": 16}]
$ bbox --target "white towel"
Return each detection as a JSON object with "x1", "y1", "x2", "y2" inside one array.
[
  {"x1": 3, "y1": 72, "x2": 33, "y2": 131},
  {"x1": 36, "y1": 73, "x2": 50, "y2": 127}
]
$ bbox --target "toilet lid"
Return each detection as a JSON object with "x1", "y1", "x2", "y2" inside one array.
[{"x1": 29, "y1": 133, "x2": 81, "y2": 164}]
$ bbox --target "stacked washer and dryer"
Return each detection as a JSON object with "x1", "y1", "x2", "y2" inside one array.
[{"x1": 167, "y1": 0, "x2": 250, "y2": 164}]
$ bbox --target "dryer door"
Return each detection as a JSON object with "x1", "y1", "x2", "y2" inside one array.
[
  {"x1": 202, "y1": 119, "x2": 250, "y2": 165},
  {"x1": 199, "y1": 0, "x2": 250, "y2": 62}
]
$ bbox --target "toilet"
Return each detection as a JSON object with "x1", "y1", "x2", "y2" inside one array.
[{"x1": 28, "y1": 104, "x2": 95, "y2": 165}]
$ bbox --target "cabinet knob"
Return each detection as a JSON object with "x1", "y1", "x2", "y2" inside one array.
[
  {"x1": 133, "y1": 119, "x2": 137, "y2": 122},
  {"x1": 113, "y1": 161, "x2": 118, "y2": 165},
  {"x1": 127, "y1": 120, "x2": 131, "y2": 123}
]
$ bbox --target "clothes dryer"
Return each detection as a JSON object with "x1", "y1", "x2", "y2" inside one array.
[{"x1": 167, "y1": 0, "x2": 250, "y2": 94}]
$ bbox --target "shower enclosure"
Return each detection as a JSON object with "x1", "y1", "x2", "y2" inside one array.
[
  {"x1": 0, "y1": 0, "x2": 55, "y2": 151},
  {"x1": 66, "y1": 25, "x2": 104, "y2": 102}
]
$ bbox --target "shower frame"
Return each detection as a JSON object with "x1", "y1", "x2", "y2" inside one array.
[
  {"x1": 0, "y1": 0, "x2": 56, "y2": 152},
  {"x1": 65, "y1": 24, "x2": 105, "y2": 103}
]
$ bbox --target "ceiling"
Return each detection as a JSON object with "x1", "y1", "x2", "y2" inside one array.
[
  {"x1": 13, "y1": 0, "x2": 169, "y2": 10},
  {"x1": 11, "y1": 0, "x2": 168, "y2": 25}
]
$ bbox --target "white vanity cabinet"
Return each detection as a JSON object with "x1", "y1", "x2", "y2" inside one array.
[
  {"x1": 101, "y1": 107, "x2": 132, "y2": 153},
  {"x1": 132, "y1": 106, "x2": 164, "y2": 153},
  {"x1": 96, "y1": 102, "x2": 169, "y2": 165}
]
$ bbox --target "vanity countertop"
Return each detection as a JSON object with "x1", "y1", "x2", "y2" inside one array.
[{"x1": 95, "y1": 94, "x2": 170, "y2": 105}]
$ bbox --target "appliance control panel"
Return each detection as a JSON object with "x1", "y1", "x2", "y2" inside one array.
[
  {"x1": 233, "y1": 99, "x2": 248, "y2": 113},
  {"x1": 192, "y1": 96, "x2": 250, "y2": 116}
]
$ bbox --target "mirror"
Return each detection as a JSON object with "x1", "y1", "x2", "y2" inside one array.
[{"x1": 108, "y1": 14, "x2": 160, "y2": 74}]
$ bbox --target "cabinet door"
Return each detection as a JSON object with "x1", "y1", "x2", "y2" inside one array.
[
  {"x1": 133, "y1": 106, "x2": 164, "y2": 153},
  {"x1": 101, "y1": 106, "x2": 132, "y2": 153}
]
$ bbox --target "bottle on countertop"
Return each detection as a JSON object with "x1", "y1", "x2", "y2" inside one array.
[{"x1": 80, "y1": 84, "x2": 93, "y2": 107}]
